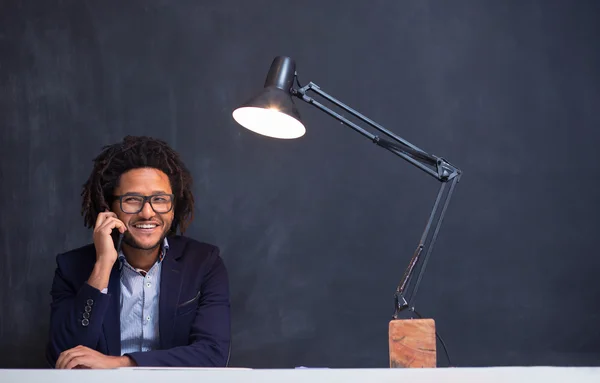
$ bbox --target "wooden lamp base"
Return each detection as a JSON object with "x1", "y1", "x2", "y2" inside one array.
[{"x1": 389, "y1": 318, "x2": 436, "y2": 368}]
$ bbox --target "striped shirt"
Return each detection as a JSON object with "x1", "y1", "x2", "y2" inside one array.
[{"x1": 117, "y1": 238, "x2": 169, "y2": 355}]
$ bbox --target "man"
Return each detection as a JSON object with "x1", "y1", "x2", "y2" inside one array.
[{"x1": 46, "y1": 135, "x2": 231, "y2": 369}]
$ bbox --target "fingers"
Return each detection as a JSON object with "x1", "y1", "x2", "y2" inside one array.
[
  {"x1": 64, "y1": 355, "x2": 88, "y2": 370},
  {"x1": 56, "y1": 346, "x2": 86, "y2": 369},
  {"x1": 56, "y1": 346, "x2": 110, "y2": 369},
  {"x1": 95, "y1": 217, "x2": 127, "y2": 235},
  {"x1": 56, "y1": 347, "x2": 69, "y2": 368},
  {"x1": 94, "y1": 210, "x2": 118, "y2": 228},
  {"x1": 56, "y1": 351, "x2": 66, "y2": 369}
]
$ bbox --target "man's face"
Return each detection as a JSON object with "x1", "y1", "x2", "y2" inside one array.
[{"x1": 111, "y1": 167, "x2": 174, "y2": 251}]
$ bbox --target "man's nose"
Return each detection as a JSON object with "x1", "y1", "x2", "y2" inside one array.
[{"x1": 138, "y1": 201, "x2": 155, "y2": 219}]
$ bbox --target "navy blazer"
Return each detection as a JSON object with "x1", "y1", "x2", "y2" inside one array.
[{"x1": 46, "y1": 235, "x2": 231, "y2": 367}]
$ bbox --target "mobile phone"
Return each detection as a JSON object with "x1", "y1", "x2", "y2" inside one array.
[{"x1": 111, "y1": 229, "x2": 125, "y2": 254}]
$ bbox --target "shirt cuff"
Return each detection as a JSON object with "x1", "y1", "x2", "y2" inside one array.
[{"x1": 100, "y1": 288, "x2": 108, "y2": 294}]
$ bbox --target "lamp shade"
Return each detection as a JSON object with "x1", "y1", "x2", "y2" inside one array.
[{"x1": 232, "y1": 56, "x2": 306, "y2": 139}]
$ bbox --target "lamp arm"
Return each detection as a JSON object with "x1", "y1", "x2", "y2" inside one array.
[
  {"x1": 299, "y1": 83, "x2": 431, "y2": 157},
  {"x1": 293, "y1": 82, "x2": 460, "y2": 182},
  {"x1": 291, "y1": 80, "x2": 462, "y2": 317},
  {"x1": 393, "y1": 175, "x2": 459, "y2": 317}
]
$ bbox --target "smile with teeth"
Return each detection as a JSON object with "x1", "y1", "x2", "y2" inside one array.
[{"x1": 133, "y1": 223, "x2": 159, "y2": 229}]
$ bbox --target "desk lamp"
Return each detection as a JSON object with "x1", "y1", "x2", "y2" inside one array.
[{"x1": 232, "y1": 56, "x2": 461, "y2": 368}]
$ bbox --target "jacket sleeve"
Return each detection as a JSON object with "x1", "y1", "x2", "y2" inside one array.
[
  {"x1": 45, "y1": 254, "x2": 113, "y2": 367},
  {"x1": 125, "y1": 250, "x2": 231, "y2": 367}
]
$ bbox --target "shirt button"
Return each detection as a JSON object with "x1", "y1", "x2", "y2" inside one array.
[
  {"x1": 146, "y1": 282, "x2": 151, "y2": 287},
  {"x1": 146, "y1": 316, "x2": 151, "y2": 321}
]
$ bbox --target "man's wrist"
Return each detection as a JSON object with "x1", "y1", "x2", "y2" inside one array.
[
  {"x1": 94, "y1": 259, "x2": 116, "y2": 273},
  {"x1": 87, "y1": 261, "x2": 114, "y2": 291}
]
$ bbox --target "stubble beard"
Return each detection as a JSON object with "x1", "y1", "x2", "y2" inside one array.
[{"x1": 123, "y1": 224, "x2": 171, "y2": 251}]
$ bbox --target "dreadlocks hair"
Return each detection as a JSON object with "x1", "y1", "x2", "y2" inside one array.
[{"x1": 81, "y1": 135, "x2": 194, "y2": 235}]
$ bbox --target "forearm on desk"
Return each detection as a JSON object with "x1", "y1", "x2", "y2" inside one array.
[{"x1": 46, "y1": 265, "x2": 113, "y2": 366}]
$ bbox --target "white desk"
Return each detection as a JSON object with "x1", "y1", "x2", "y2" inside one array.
[{"x1": 2, "y1": 367, "x2": 600, "y2": 383}]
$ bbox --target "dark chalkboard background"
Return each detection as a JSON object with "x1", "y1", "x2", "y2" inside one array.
[{"x1": 1, "y1": 0, "x2": 599, "y2": 368}]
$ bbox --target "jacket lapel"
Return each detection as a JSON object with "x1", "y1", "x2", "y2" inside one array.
[
  {"x1": 159, "y1": 238, "x2": 184, "y2": 349},
  {"x1": 103, "y1": 264, "x2": 121, "y2": 356}
]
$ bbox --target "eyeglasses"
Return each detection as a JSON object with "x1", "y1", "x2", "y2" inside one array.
[{"x1": 113, "y1": 193, "x2": 175, "y2": 214}]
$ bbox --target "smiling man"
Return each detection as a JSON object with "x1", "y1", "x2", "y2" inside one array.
[{"x1": 46, "y1": 135, "x2": 230, "y2": 369}]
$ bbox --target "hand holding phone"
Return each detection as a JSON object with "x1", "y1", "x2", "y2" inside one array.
[
  {"x1": 92, "y1": 210, "x2": 127, "y2": 268},
  {"x1": 87, "y1": 210, "x2": 127, "y2": 292}
]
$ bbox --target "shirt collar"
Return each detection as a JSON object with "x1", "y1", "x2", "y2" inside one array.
[{"x1": 118, "y1": 237, "x2": 170, "y2": 270}]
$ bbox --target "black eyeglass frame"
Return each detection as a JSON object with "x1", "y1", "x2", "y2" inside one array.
[{"x1": 112, "y1": 193, "x2": 175, "y2": 214}]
